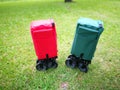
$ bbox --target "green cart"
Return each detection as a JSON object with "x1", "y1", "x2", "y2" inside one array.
[{"x1": 65, "y1": 18, "x2": 104, "y2": 72}]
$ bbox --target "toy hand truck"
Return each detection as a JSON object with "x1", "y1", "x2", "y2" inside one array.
[
  {"x1": 65, "y1": 18, "x2": 104, "y2": 72},
  {"x1": 30, "y1": 19, "x2": 58, "y2": 71}
]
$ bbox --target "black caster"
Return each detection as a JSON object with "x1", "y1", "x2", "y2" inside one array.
[
  {"x1": 78, "y1": 63, "x2": 88, "y2": 73},
  {"x1": 52, "y1": 62, "x2": 58, "y2": 68},
  {"x1": 52, "y1": 61, "x2": 58, "y2": 68},
  {"x1": 65, "y1": 55, "x2": 77, "y2": 68},
  {"x1": 78, "y1": 60, "x2": 90, "y2": 73},
  {"x1": 48, "y1": 59, "x2": 58, "y2": 68},
  {"x1": 47, "y1": 60, "x2": 53, "y2": 68},
  {"x1": 36, "y1": 60, "x2": 48, "y2": 71}
]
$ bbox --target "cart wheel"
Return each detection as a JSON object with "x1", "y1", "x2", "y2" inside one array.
[
  {"x1": 48, "y1": 61, "x2": 53, "y2": 68},
  {"x1": 78, "y1": 63, "x2": 88, "y2": 73},
  {"x1": 68, "y1": 55, "x2": 76, "y2": 58},
  {"x1": 36, "y1": 62, "x2": 47, "y2": 71},
  {"x1": 68, "y1": 55, "x2": 73, "y2": 58},
  {"x1": 52, "y1": 62, "x2": 58, "y2": 68},
  {"x1": 65, "y1": 58, "x2": 76, "y2": 68}
]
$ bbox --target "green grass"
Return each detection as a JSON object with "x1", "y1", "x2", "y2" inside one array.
[{"x1": 0, "y1": 0, "x2": 120, "y2": 90}]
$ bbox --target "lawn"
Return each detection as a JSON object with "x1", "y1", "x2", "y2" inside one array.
[{"x1": 0, "y1": 0, "x2": 120, "y2": 90}]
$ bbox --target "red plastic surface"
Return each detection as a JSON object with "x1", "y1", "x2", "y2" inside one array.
[{"x1": 30, "y1": 19, "x2": 57, "y2": 60}]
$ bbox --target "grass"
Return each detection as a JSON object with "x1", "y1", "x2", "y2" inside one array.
[{"x1": 0, "y1": 0, "x2": 120, "y2": 90}]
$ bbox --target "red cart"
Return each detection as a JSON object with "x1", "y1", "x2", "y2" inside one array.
[{"x1": 30, "y1": 19, "x2": 58, "y2": 70}]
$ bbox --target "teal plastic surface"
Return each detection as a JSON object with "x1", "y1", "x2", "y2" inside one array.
[{"x1": 71, "y1": 18, "x2": 104, "y2": 60}]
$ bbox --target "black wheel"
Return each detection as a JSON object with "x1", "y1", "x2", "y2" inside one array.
[
  {"x1": 78, "y1": 63, "x2": 88, "y2": 73},
  {"x1": 36, "y1": 62, "x2": 48, "y2": 71},
  {"x1": 47, "y1": 60, "x2": 53, "y2": 68},
  {"x1": 52, "y1": 62, "x2": 58, "y2": 68},
  {"x1": 68, "y1": 55, "x2": 76, "y2": 58},
  {"x1": 47, "y1": 58, "x2": 58, "y2": 69},
  {"x1": 65, "y1": 58, "x2": 77, "y2": 68}
]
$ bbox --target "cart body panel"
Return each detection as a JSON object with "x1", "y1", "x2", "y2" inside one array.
[{"x1": 30, "y1": 19, "x2": 57, "y2": 60}]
